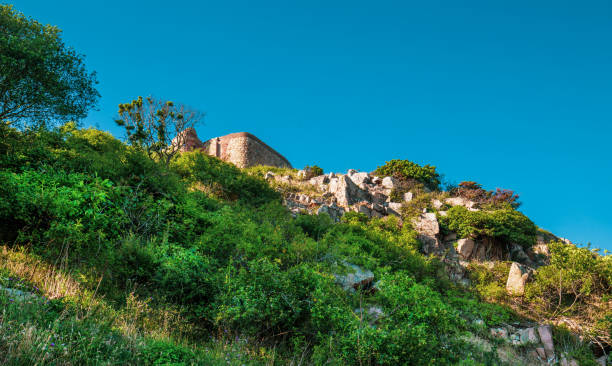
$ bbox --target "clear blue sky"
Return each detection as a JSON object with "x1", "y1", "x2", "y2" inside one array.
[{"x1": 10, "y1": 0, "x2": 612, "y2": 249}]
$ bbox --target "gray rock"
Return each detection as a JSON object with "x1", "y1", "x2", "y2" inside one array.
[
  {"x1": 347, "y1": 169, "x2": 358, "y2": 176},
  {"x1": 317, "y1": 203, "x2": 345, "y2": 222},
  {"x1": 403, "y1": 191, "x2": 413, "y2": 202},
  {"x1": 432, "y1": 199, "x2": 443, "y2": 209},
  {"x1": 506, "y1": 262, "x2": 533, "y2": 296},
  {"x1": 445, "y1": 197, "x2": 477, "y2": 209},
  {"x1": 537, "y1": 325, "x2": 555, "y2": 360},
  {"x1": 350, "y1": 172, "x2": 371, "y2": 187},
  {"x1": 382, "y1": 176, "x2": 397, "y2": 189},
  {"x1": 308, "y1": 175, "x2": 330, "y2": 187},
  {"x1": 372, "y1": 203, "x2": 384, "y2": 213},
  {"x1": 513, "y1": 327, "x2": 539, "y2": 345},
  {"x1": 371, "y1": 192, "x2": 387, "y2": 205},
  {"x1": 334, "y1": 262, "x2": 375, "y2": 291},
  {"x1": 371, "y1": 176, "x2": 382, "y2": 185},
  {"x1": 413, "y1": 213, "x2": 441, "y2": 253},
  {"x1": 329, "y1": 175, "x2": 370, "y2": 207},
  {"x1": 456, "y1": 238, "x2": 475, "y2": 259},
  {"x1": 596, "y1": 355, "x2": 608, "y2": 366}
]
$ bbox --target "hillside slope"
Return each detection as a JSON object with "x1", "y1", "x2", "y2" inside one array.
[{"x1": 0, "y1": 123, "x2": 610, "y2": 365}]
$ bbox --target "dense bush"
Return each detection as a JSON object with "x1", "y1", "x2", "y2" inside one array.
[
  {"x1": 439, "y1": 206, "x2": 537, "y2": 249},
  {"x1": 526, "y1": 242, "x2": 611, "y2": 336},
  {"x1": 172, "y1": 151, "x2": 279, "y2": 205},
  {"x1": 303, "y1": 165, "x2": 324, "y2": 179},
  {"x1": 374, "y1": 159, "x2": 441, "y2": 191}
]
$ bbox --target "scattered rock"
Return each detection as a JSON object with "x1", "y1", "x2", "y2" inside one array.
[
  {"x1": 506, "y1": 262, "x2": 533, "y2": 296},
  {"x1": 403, "y1": 191, "x2": 413, "y2": 202},
  {"x1": 432, "y1": 199, "x2": 443, "y2": 209}
]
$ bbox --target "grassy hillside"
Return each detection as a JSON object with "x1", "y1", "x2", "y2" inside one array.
[{"x1": 0, "y1": 123, "x2": 609, "y2": 365}]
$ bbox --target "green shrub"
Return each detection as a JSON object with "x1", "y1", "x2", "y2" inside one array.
[
  {"x1": 526, "y1": 241, "x2": 610, "y2": 316},
  {"x1": 172, "y1": 151, "x2": 279, "y2": 205},
  {"x1": 304, "y1": 165, "x2": 324, "y2": 179},
  {"x1": 374, "y1": 159, "x2": 440, "y2": 191},
  {"x1": 319, "y1": 272, "x2": 466, "y2": 365},
  {"x1": 439, "y1": 206, "x2": 537, "y2": 249},
  {"x1": 215, "y1": 260, "x2": 319, "y2": 338}
]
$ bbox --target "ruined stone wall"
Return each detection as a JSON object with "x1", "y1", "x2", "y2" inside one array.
[{"x1": 200, "y1": 132, "x2": 291, "y2": 168}]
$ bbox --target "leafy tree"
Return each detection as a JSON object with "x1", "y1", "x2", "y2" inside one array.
[
  {"x1": 0, "y1": 5, "x2": 99, "y2": 126},
  {"x1": 115, "y1": 96, "x2": 204, "y2": 165}
]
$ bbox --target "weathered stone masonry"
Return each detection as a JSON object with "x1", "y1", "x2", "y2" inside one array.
[{"x1": 175, "y1": 129, "x2": 292, "y2": 169}]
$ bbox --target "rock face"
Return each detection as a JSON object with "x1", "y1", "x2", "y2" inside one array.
[
  {"x1": 173, "y1": 129, "x2": 292, "y2": 168},
  {"x1": 506, "y1": 262, "x2": 533, "y2": 296},
  {"x1": 329, "y1": 175, "x2": 370, "y2": 207},
  {"x1": 413, "y1": 213, "x2": 441, "y2": 253}
]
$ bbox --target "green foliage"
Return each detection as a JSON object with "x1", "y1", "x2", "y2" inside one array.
[
  {"x1": 303, "y1": 164, "x2": 324, "y2": 179},
  {"x1": 0, "y1": 124, "x2": 607, "y2": 363},
  {"x1": 439, "y1": 206, "x2": 537, "y2": 249},
  {"x1": 526, "y1": 241, "x2": 611, "y2": 318},
  {"x1": 0, "y1": 5, "x2": 99, "y2": 126},
  {"x1": 468, "y1": 262, "x2": 511, "y2": 302},
  {"x1": 172, "y1": 151, "x2": 280, "y2": 205},
  {"x1": 374, "y1": 159, "x2": 441, "y2": 191}
]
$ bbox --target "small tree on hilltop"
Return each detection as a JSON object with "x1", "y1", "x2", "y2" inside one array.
[
  {"x1": 114, "y1": 96, "x2": 204, "y2": 165},
  {"x1": 0, "y1": 5, "x2": 99, "y2": 126}
]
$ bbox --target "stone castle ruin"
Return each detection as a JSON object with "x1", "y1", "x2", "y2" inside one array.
[{"x1": 173, "y1": 128, "x2": 292, "y2": 168}]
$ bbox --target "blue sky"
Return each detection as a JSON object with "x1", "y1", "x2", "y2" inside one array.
[{"x1": 10, "y1": 0, "x2": 612, "y2": 249}]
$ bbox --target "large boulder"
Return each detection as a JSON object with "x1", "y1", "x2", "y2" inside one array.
[
  {"x1": 506, "y1": 262, "x2": 533, "y2": 296},
  {"x1": 386, "y1": 202, "x2": 403, "y2": 216},
  {"x1": 382, "y1": 176, "x2": 397, "y2": 189},
  {"x1": 349, "y1": 172, "x2": 371, "y2": 187},
  {"x1": 329, "y1": 175, "x2": 370, "y2": 207},
  {"x1": 456, "y1": 238, "x2": 476, "y2": 259}
]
